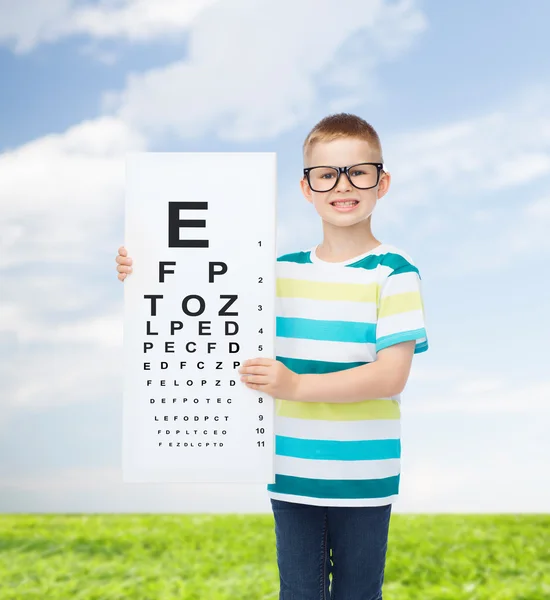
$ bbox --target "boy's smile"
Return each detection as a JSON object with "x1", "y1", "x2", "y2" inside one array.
[{"x1": 330, "y1": 198, "x2": 360, "y2": 212}]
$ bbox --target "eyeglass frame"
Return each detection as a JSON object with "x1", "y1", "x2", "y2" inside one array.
[{"x1": 303, "y1": 162, "x2": 386, "y2": 192}]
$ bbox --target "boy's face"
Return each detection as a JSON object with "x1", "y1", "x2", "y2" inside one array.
[{"x1": 300, "y1": 137, "x2": 390, "y2": 227}]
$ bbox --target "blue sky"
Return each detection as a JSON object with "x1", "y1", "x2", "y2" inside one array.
[{"x1": 1, "y1": 0, "x2": 549, "y2": 513}]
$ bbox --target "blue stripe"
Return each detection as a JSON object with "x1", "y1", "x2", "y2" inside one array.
[
  {"x1": 267, "y1": 474, "x2": 400, "y2": 499},
  {"x1": 416, "y1": 339, "x2": 429, "y2": 353},
  {"x1": 276, "y1": 436, "x2": 400, "y2": 460},
  {"x1": 277, "y1": 251, "x2": 312, "y2": 264},
  {"x1": 277, "y1": 317, "x2": 376, "y2": 343}
]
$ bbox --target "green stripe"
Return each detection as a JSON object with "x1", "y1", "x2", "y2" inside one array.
[
  {"x1": 276, "y1": 355, "x2": 369, "y2": 374},
  {"x1": 277, "y1": 250, "x2": 420, "y2": 277},
  {"x1": 267, "y1": 473, "x2": 400, "y2": 499}
]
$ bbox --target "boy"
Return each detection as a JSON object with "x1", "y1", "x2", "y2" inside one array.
[{"x1": 116, "y1": 112, "x2": 429, "y2": 599}]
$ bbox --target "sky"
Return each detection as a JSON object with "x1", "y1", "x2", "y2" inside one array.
[{"x1": 1, "y1": 0, "x2": 549, "y2": 514}]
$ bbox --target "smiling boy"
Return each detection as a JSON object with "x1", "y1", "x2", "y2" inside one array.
[
  {"x1": 237, "y1": 113, "x2": 429, "y2": 598},
  {"x1": 115, "y1": 112, "x2": 428, "y2": 599}
]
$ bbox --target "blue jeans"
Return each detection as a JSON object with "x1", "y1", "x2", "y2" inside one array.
[{"x1": 270, "y1": 498, "x2": 392, "y2": 600}]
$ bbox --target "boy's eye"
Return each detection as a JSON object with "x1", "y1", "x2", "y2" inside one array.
[{"x1": 351, "y1": 169, "x2": 366, "y2": 176}]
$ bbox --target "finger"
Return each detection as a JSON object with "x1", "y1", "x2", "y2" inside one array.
[
  {"x1": 247, "y1": 383, "x2": 271, "y2": 395},
  {"x1": 117, "y1": 264, "x2": 133, "y2": 273},
  {"x1": 242, "y1": 366, "x2": 267, "y2": 375},
  {"x1": 244, "y1": 357, "x2": 271, "y2": 367},
  {"x1": 118, "y1": 273, "x2": 127, "y2": 281},
  {"x1": 118, "y1": 246, "x2": 127, "y2": 256},
  {"x1": 116, "y1": 255, "x2": 132, "y2": 265},
  {"x1": 245, "y1": 382, "x2": 266, "y2": 390},
  {"x1": 242, "y1": 375, "x2": 267, "y2": 384}
]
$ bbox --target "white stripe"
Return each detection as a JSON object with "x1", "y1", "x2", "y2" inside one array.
[
  {"x1": 277, "y1": 296, "x2": 377, "y2": 323},
  {"x1": 275, "y1": 336, "x2": 376, "y2": 363},
  {"x1": 275, "y1": 415, "x2": 400, "y2": 441},
  {"x1": 377, "y1": 309, "x2": 425, "y2": 339},
  {"x1": 277, "y1": 258, "x2": 391, "y2": 284},
  {"x1": 267, "y1": 490, "x2": 398, "y2": 507},
  {"x1": 380, "y1": 270, "x2": 422, "y2": 294},
  {"x1": 274, "y1": 455, "x2": 400, "y2": 480}
]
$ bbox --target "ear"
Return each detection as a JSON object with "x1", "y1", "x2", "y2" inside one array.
[
  {"x1": 377, "y1": 170, "x2": 391, "y2": 199},
  {"x1": 300, "y1": 176, "x2": 313, "y2": 204}
]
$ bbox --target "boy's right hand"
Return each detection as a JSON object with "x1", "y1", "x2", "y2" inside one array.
[{"x1": 116, "y1": 246, "x2": 133, "y2": 282}]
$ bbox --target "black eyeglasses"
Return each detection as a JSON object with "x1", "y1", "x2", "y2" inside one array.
[{"x1": 303, "y1": 162, "x2": 385, "y2": 192}]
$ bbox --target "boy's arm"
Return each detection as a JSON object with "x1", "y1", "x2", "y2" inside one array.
[{"x1": 295, "y1": 340, "x2": 415, "y2": 403}]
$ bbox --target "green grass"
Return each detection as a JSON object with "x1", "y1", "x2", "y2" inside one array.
[{"x1": 1, "y1": 513, "x2": 549, "y2": 599}]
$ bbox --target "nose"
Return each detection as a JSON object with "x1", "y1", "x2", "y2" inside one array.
[{"x1": 335, "y1": 169, "x2": 352, "y2": 193}]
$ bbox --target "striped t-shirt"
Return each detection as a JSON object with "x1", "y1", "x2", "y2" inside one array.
[{"x1": 266, "y1": 242, "x2": 429, "y2": 507}]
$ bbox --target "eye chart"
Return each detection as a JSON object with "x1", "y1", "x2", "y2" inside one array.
[{"x1": 122, "y1": 152, "x2": 276, "y2": 484}]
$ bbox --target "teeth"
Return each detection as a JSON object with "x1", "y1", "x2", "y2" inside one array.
[{"x1": 333, "y1": 201, "x2": 357, "y2": 206}]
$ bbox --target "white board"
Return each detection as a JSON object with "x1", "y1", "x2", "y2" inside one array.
[{"x1": 122, "y1": 152, "x2": 277, "y2": 483}]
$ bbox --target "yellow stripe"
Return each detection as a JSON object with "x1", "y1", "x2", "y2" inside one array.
[
  {"x1": 275, "y1": 398, "x2": 400, "y2": 420},
  {"x1": 378, "y1": 291, "x2": 422, "y2": 318},
  {"x1": 277, "y1": 278, "x2": 379, "y2": 303}
]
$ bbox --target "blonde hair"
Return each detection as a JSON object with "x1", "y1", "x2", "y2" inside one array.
[{"x1": 302, "y1": 112, "x2": 384, "y2": 166}]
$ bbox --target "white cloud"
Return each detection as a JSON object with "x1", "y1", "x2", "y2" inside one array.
[
  {"x1": 64, "y1": 0, "x2": 220, "y2": 41},
  {"x1": 0, "y1": 465, "x2": 272, "y2": 513},
  {"x1": 0, "y1": 290, "x2": 122, "y2": 347},
  {"x1": 455, "y1": 378, "x2": 503, "y2": 395},
  {"x1": 427, "y1": 191, "x2": 550, "y2": 276},
  {"x1": 0, "y1": 116, "x2": 145, "y2": 429},
  {"x1": 386, "y1": 86, "x2": 550, "y2": 209},
  {"x1": 105, "y1": 0, "x2": 427, "y2": 141},
  {"x1": 0, "y1": 116, "x2": 145, "y2": 269},
  {"x1": 0, "y1": 0, "x2": 71, "y2": 53},
  {"x1": 406, "y1": 379, "x2": 550, "y2": 414},
  {"x1": 487, "y1": 152, "x2": 550, "y2": 188},
  {"x1": 375, "y1": 84, "x2": 550, "y2": 272},
  {"x1": 2, "y1": 440, "x2": 548, "y2": 513},
  {"x1": 0, "y1": 0, "x2": 219, "y2": 53},
  {"x1": 400, "y1": 457, "x2": 550, "y2": 513},
  {"x1": 525, "y1": 195, "x2": 550, "y2": 219},
  {"x1": 0, "y1": 339, "x2": 121, "y2": 430}
]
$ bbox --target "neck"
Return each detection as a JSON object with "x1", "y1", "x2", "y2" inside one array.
[{"x1": 317, "y1": 220, "x2": 380, "y2": 260}]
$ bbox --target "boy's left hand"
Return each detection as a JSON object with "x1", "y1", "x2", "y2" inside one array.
[{"x1": 238, "y1": 357, "x2": 301, "y2": 400}]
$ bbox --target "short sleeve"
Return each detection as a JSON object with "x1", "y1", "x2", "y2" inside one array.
[{"x1": 375, "y1": 261, "x2": 429, "y2": 355}]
